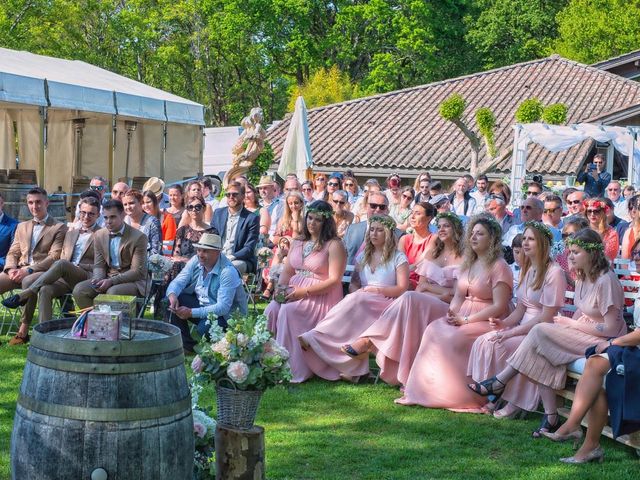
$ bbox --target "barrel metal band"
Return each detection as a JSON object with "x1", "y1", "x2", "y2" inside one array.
[
  {"x1": 31, "y1": 331, "x2": 182, "y2": 356},
  {"x1": 27, "y1": 350, "x2": 184, "y2": 375},
  {"x1": 18, "y1": 394, "x2": 192, "y2": 422}
]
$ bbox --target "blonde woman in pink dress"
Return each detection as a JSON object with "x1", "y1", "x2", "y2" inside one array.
[
  {"x1": 467, "y1": 222, "x2": 567, "y2": 419},
  {"x1": 396, "y1": 214, "x2": 513, "y2": 411},
  {"x1": 470, "y1": 228, "x2": 627, "y2": 437},
  {"x1": 265, "y1": 201, "x2": 346, "y2": 383},
  {"x1": 299, "y1": 215, "x2": 409, "y2": 382},
  {"x1": 342, "y1": 211, "x2": 464, "y2": 386}
]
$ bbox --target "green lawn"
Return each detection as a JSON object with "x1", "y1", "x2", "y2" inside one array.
[{"x1": 1, "y1": 336, "x2": 639, "y2": 480}]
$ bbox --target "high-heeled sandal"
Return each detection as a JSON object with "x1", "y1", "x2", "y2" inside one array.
[
  {"x1": 541, "y1": 428, "x2": 583, "y2": 448},
  {"x1": 261, "y1": 288, "x2": 273, "y2": 300},
  {"x1": 340, "y1": 344, "x2": 367, "y2": 358},
  {"x1": 493, "y1": 404, "x2": 525, "y2": 420},
  {"x1": 467, "y1": 376, "x2": 506, "y2": 397},
  {"x1": 532, "y1": 413, "x2": 560, "y2": 438},
  {"x1": 560, "y1": 446, "x2": 604, "y2": 464}
]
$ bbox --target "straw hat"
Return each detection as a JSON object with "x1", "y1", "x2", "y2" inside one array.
[
  {"x1": 193, "y1": 233, "x2": 223, "y2": 250},
  {"x1": 257, "y1": 175, "x2": 275, "y2": 188},
  {"x1": 142, "y1": 177, "x2": 165, "y2": 197}
]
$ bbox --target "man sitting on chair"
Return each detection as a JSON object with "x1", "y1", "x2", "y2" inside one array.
[
  {"x1": 0, "y1": 187, "x2": 67, "y2": 345},
  {"x1": 73, "y1": 199, "x2": 148, "y2": 308},
  {"x1": 166, "y1": 233, "x2": 247, "y2": 353},
  {"x1": 3, "y1": 197, "x2": 102, "y2": 322}
]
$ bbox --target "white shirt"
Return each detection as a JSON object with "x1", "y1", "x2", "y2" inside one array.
[
  {"x1": 109, "y1": 225, "x2": 125, "y2": 268},
  {"x1": 71, "y1": 231, "x2": 93, "y2": 265},
  {"x1": 28, "y1": 215, "x2": 49, "y2": 264},
  {"x1": 614, "y1": 198, "x2": 630, "y2": 222},
  {"x1": 222, "y1": 211, "x2": 240, "y2": 257},
  {"x1": 452, "y1": 196, "x2": 477, "y2": 216}
]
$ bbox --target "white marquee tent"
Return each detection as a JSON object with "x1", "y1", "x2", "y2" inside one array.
[
  {"x1": 0, "y1": 47, "x2": 205, "y2": 193},
  {"x1": 510, "y1": 123, "x2": 640, "y2": 207}
]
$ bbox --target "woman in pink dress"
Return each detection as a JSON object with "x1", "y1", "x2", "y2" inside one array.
[
  {"x1": 397, "y1": 202, "x2": 437, "y2": 289},
  {"x1": 265, "y1": 201, "x2": 346, "y2": 383},
  {"x1": 299, "y1": 215, "x2": 409, "y2": 382},
  {"x1": 396, "y1": 214, "x2": 513, "y2": 411},
  {"x1": 468, "y1": 222, "x2": 567, "y2": 418},
  {"x1": 584, "y1": 198, "x2": 618, "y2": 261},
  {"x1": 470, "y1": 228, "x2": 627, "y2": 436},
  {"x1": 342, "y1": 211, "x2": 464, "y2": 386}
]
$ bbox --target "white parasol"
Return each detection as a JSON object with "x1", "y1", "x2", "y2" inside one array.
[{"x1": 277, "y1": 96, "x2": 313, "y2": 180}]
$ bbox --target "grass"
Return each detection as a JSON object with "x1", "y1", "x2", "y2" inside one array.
[{"x1": 2, "y1": 335, "x2": 639, "y2": 480}]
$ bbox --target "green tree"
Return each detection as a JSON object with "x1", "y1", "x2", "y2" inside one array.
[
  {"x1": 288, "y1": 65, "x2": 361, "y2": 110},
  {"x1": 465, "y1": 0, "x2": 567, "y2": 69},
  {"x1": 555, "y1": 0, "x2": 640, "y2": 64}
]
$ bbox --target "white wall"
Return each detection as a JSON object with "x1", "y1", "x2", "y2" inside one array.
[{"x1": 203, "y1": 126, "x2": 241, "y2": 177}]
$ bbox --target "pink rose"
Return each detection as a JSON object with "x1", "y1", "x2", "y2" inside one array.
[
  {"x1": 227, "y1": 361, "x2": 250, "y2": 383},
  {"x1": 193, "y1": 422, "x2": 206, "y2": 438},
  {"x1": 191, "y1": 355, "x2": 204, "y2": 373}
]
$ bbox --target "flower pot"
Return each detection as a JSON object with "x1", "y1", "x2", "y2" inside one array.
[{"x1": 215, "y1": 382, "x2": 263, "y2": 430}]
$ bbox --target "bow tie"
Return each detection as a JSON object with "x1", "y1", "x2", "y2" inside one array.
[
  {"x1": 79, "y1": 228, "x2": 91, "y2": 234},
  {"x1": 32, "y1": 220, "x2": 45, "y2": 226},
  {"x1": 109, "y1": 232, "x2": 122, "y2": 238}
]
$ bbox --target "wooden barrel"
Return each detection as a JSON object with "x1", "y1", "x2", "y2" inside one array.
[
  {"x1": 0, "y1": 183, "x2": 67, "y2": 222},
  {"x1": 11, "y1": 319, "x2": 194, "y2": 480}
]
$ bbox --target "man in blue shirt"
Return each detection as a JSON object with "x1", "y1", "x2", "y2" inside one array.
[
  {"x1": 576, "y1": 154, "x2": 611, "y2": 198},
  {"x1": 166, "y1": 232, "x2": 247, "y2": 352},
  {"x1": 0, "y1": 193, "x2": 18, "y2": 269}
]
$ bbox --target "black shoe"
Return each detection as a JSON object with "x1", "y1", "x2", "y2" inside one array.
[
  {"x1": 468, "y1": 376, "x2": 506, "y2": 397},
  {"x1": 2, "y1": 294, "x2": 28, "y2": 309},
  {"x1": 532, "y1": 413, "x2": 561, "y2": 438}
]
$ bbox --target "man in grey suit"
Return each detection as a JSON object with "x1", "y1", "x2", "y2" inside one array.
[{"x1": 343, "y1": 191, "x2": 402, "y2": 265}]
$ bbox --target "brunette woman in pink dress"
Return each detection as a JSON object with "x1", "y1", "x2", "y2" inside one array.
[
  {"x1": 397, "y1": 202, "x2": 437, "y2": 289},
  {"x1": 396, "y1": 214, "x2": 513, "y2": 411},
  {"x1": 468, "y1": 222, "x2": 567, "y2": 418},
  {"x1": 342, "y1": 211, "x2": 464, "y2": 386},
  {"x1": 584, "y1": 198, "x2": 618, "y2": 261},
  {"x1": 470, "y1": 228, "x2": 627, "y2": 436},
  {"x1": 265, "y1": 200, "x2": 346, "y2": 383},
  {"x1": 299, "y1": 215, "x2": 409, "y2": 382}
]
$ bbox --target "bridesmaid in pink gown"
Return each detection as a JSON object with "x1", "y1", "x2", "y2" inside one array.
[
  {"x1": 396, "y1": 214, "x2": 513, "y2": 411},
  {"x1": 343, "y1": 211, "x2": 464, "y2": 386},
  {"x1": 470, "y1": 228, "x2": 627, "y2": 436},
  {"x1": 299, "y1": 215, "x2": 409, "y2": 382},
  {"x1": 397, "y1": 202, "x2": 437, "y2": 289},
  {"x1": 265, "y1": 201, "x2": 346, "y2": 383},
  {"x1": 467, "y1": 222, "x2": 567, "y2": 418}
]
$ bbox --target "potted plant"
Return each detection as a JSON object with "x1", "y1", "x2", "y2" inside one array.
[{"x1": 191, "y1": 313, "x2": 291, "y2": 430}]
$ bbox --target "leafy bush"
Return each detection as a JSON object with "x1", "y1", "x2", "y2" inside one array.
[
  {"x1": 439, "y1": 93, "x2": 466, "y2": 121},
  {"x1": 476, "y1": 107, "x2": 497, "y2": 157},
  {"x1": 515, "y1": 98, "x2": 543, "y2": 123},
  {"x1": 542, "y1": 103, "x2": 568, "y2": 125},
  {"x1": 247, "y1": 141, "x2": 274, "y2": 186}
]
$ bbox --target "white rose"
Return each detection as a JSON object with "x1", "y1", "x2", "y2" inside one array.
[
  {"x1": 236, "y1": 333, "x2": 249, "y2": 347},
  {"x1": 212, "y1": 338, "x2": 230, "y2": 357},
  {"x1": 227, "y1": 361, "x2": 250, "y2": 383}
]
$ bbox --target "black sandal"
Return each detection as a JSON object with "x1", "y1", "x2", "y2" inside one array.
[
  {"x1": 532, "y1": 413, "x2": 560, "y2": 438},
  {"x1": 468, "y1": 376, "x2": 506, "y2": 397},
  {"x1": 341, "y1": 344, "x2": 366, "y2": 358}
]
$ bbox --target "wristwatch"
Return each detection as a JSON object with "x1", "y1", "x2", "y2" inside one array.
[{"x1": 27, "y1": 267, "x2": 34, "y2": 275}]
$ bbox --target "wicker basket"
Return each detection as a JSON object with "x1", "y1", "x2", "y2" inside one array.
[{"x1": 216, "y1": 380, "x2": 263, "y2": 430}]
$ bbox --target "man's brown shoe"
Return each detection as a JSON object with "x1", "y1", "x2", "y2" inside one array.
[{"x1": 8, "y1": 333, "x2": 29, "y2": 346}]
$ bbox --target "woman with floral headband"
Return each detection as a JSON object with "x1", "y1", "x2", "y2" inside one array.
[
  {"x1": 264, "y1": 200, "x2": 346, "y2": 383},
  {"x1": 299, "y1": 215, "x2": 409, "y2": 382},
  {"x1": 395, "y1": 214, "x2": 513, "y2": 410},
  {"x1": 470, "y1": 228, "x2": 626, "y2": 437},
  {"x1": 467, "y1": 221, "x2": 567, "y2": 419},
  {"x1": 342, "y1": 211, "x2": 464, "y2": 386},
  {"x1": 584, "y1": 198, "x2": 618, "y2": 261}
]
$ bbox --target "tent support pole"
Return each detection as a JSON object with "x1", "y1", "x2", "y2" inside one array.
[
  {"x1": 109, "y1": 116, "x2": 116, "y2": 186},
  {"x1": 628, "y1": 128, "x2": 636, "y2": 186},
  {"x1": 38, "y1": 106, "x2": 47, "y2": 187},
  {"x1": 161, "y1": 122, "x2": 167, "y2": 179}
]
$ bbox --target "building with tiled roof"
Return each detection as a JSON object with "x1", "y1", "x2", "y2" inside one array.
[{"x1": 268, "y1": 54, "x2": 640, "y2": 182}]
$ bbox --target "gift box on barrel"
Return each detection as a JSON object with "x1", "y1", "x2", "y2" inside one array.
[{"x1": 94, "y1": 294, "x2": 137, "y2": 339}]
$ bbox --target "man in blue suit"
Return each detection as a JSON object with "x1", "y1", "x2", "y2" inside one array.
[
  {"x1": 0, "y1": 193, "x2": 18, "y2": 270},
  {"x1": 211, "y1": 181, "x2": 259, "y2": 274}
]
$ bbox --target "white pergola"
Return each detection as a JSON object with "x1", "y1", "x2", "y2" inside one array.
[
  {"x1": 0, "y1": 47, "x2": 205, "y2": 192},
  {"x1": 510, "y1": 123, "x2": 640, "y2": 207}
]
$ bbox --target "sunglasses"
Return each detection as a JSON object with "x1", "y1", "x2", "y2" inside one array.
[
  {"x1": 562, "y1": 232, "x2": 572, "y2": 239},
  {"x1": 368, "y1": 203, "x2": 387, "y2": 211},
  {"x1": 521, "y1": 205, "x2": 534, "y2": 210},
  {"x1": 402, "y1": 194, "x2": 414, "y2": 200},
  {"x1": 543, "y1": 208, "x2": 559, "y2": 214},
  {"x1": 225, "y1": 192, "x2": 241, "y2": 198},
  {"x1": 302, "y1": 187, "x2": 312, "y2": 192},
  {"x1": 344, "y1": 182, "x2": 354, "y2": 187},
  {"x1": 586, "y1": 209, "x2": 602, "y2": 215},
  {"x1": 333, "y1": 200, "x2": 346, "y2": 205},
  {"x1": 526, "y1": 191, "x2": 540, "y2": 196},
  {"x1": 328, "y1": 182, "x2": 339, "y2": 187},
  {"x1": 567, "y1": 199, "x2": 582, "y2": 205},
  {"x1": 316, "y1": 178, "x2": 326, "y2": 182},
  {"x1": 187, "y1": 204, "x2": 204, "y2": 212},
  {"x1": 607, "y1": 188, "x2": 620, "y2": 192},
  {"x1": 90, "y1": 185, "x2": 105, "y2": 191}
]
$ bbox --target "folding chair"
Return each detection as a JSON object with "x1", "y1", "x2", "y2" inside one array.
[{"x1": 0, "y1": 290, "x2": 22, "y2": 336}]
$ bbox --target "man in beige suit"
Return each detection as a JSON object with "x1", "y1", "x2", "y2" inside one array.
[
  {"x1": 73, "y1": 199, "x2": 148, "y2": 308},
  {"x1": 0, "y1": 187, "x2": 67, "y2": 344},
  {"x1": 3, "y1": 197, "x2": 102, "y2": 322}
]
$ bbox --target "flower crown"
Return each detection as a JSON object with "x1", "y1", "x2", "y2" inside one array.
[
  {"x1": 565, "y1": 237, "x2": 604, "y2": 252},
  {"x1": 523, "y1": 221, "x2": 553, "y2": 244},
  {"x1": 369, "y1": 215, "x2": 397, "y2": 231},
  {"x1": 305, "y1": 206, "x2": 333, "y2": 219},
  {"x1": 582, "y1": 199, "x2": 610, "y2": 214},
  {"x1": 475, "y1": 213, "x2": 502, "y2": 233},
  {"x1": 435, "y1": 211, "x2": 463, "y2": 227}
]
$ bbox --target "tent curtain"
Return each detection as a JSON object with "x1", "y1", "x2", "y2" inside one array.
[
  {"x1": 17, "y1": 109, "x2": 41, "y2": 173},
  {"x1": 0, "y1": 110, "x2": 14, "y2": 169},
  {"x1": 164, "y1": 123, "x2": 202, "y2": 183}
]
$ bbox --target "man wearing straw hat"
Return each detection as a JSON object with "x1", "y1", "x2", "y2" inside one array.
[{"x1": 165, "y1": 232, "x2": 247, "y2": 352}]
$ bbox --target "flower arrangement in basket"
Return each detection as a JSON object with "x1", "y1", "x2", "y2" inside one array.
[
  {"x1": 191, "y1": 313, "x2": 291, "y2": 430},
  {"x1": 147, "y1": 253, "x2": 172, "y2": 282},
  {"x1": 190, "y1": 382, "x2": 217, "y2": 479},
  {"x1": 256, "y1": 246, "x2": 274, "y2": 269}
]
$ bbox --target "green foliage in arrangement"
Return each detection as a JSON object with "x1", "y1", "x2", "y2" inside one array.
[
  {"x1": 475, "y1": 107, "x2": 497, "y2": 157},
  {"x1": 439, "y1": 93, "x2": 466, "y2": 122},
  {"x1": 542, "y1": 103, "x2": 568, "y2": 125},
  {"x1": 288, "y1": 66, "x2": 362, "y2": 110},
  {"x1": 247, "y1": 142, "x2": 274, "y2": 187},
  {"x1": 515, "y1": 98, "x2": 544, "y2": 123}
]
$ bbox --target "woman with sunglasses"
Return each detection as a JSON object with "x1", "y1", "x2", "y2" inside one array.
[
  {"x1": 397, "y1": 214, "x2": 513, "y2": 411},
  {"x1": 343, "y1": 176, "x2": 361, "y2": 206},
  {"x1": 142, "y1": 190, "x2": 177, "y2": 251},
  {"x1": 584, "y1": 198, "x2": 618, "y2": 261},
  {"x1": 391, "y1": 186, "x2": 415, "y2": 230},
  {"x1": 123, "y1": 190, "x2": 161, "y2": 255},
  {"x1": 331, "y1": 190, "x2": 354, "y2": 239},
  {"x1": 470, "y1": 228, "x2": 626, "y2": 437},
  {"x1": 178, "y1": 181, "x2": 214, "y2": 227},
  {"x1": 621, "y1": 195, "x2": 640, "y2": 259},
  {"x1": 468, "y1": 222, "x2": 567, "y2": 419},
  {"x1": 313, "y1": 173, "x2": 328, "y2": 201},
  {"x1": 300, "y1": 181, "x2": 315, "y2": 205}
]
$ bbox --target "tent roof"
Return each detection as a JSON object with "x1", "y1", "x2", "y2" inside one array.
[{"x1": 0, "y1": 47, "x2": 204, "y2": 125}]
